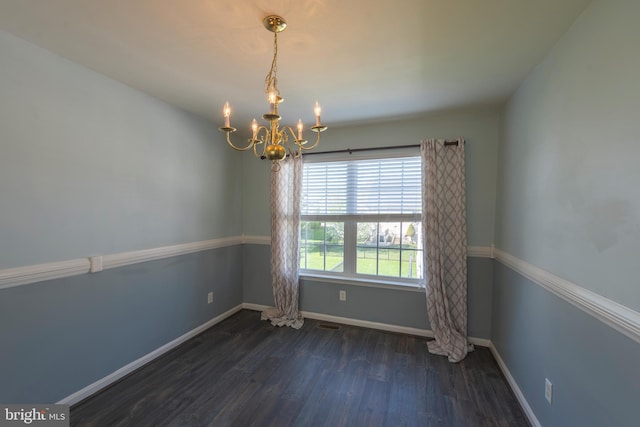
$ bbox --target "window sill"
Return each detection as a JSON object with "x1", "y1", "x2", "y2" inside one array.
[{"x1": 299, "y1": 272, "x2": 425, "y2": 293}]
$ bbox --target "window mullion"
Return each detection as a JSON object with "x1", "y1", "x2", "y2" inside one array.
[{"x1": 343, "y1": 220, "x2": 357, "y2": 275}]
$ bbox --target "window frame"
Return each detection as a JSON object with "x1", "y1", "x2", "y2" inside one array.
[{"x1": 299, "y1": 151, "x2": 423, "y2": 287}]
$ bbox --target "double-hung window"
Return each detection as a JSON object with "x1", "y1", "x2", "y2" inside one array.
[{"x1": 300, "y1": 154, "x2": 423, "y2": 284}]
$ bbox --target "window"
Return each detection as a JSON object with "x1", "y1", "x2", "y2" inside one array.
[{"x1": 300, "y1": 155, "x2": 423, "y2": 283}]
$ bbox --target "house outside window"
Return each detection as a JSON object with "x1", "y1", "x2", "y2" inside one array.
[{"x1": 300, "y1": 154, "x2": 423, "y2": 284}]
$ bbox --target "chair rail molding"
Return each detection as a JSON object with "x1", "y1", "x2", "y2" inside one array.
[
  {"x1": 493, "y1": 247, "x2": 640, "y2": 345},
  {"x1": 0, "y1": 236, "x2": 246, "y2": 290},
  {"x1": 0, "y1": 258, "x2": 90, "y2": 290},
  {"x1": 0, "y1": 238, "x2": 494, "y2": 290}
]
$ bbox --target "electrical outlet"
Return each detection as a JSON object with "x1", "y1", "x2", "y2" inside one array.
[
  {"x1": 545, "y1": 378, "x2": 553, "y2": 404},
  {"x1": 207, "y1": 292, "x2": 213, "y2": 304},
  {"x1": 339, "y1": 290, "x2": 346, "y2": 301}
]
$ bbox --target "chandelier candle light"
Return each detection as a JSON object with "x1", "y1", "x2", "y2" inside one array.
[{"x1": 219, "y1": 15, "x2": 327, "y2": 161}]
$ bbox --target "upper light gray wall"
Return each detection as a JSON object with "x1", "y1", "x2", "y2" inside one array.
[
  {"x1": 242, "y1": 108, "x2": 501, "y2": 247},
  {"x1": 0, "y1": 30, "x2": 244, "y2": 269},
  {"x1": 495, "y1": 0, "x2": 640, "y2": 310},
  {"x1": 0, "y1": 30, "x2": 246, "y2": 403}
]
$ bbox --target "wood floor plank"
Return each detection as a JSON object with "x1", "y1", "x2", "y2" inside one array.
[
  {"x1": 71, "y1": 310, "x2": 530, "y2": 427},
  {"x1": 385, "y1": 349, "x2": 419, "y2": 427},
  {"x1": 320, "y1": 359, "x2": 369, "y2": 427}
]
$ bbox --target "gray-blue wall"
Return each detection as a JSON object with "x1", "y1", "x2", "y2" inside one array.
[
  {"x1": 0, "y1": 247, "x2": 243, "y2": 403},
  {"x1": 494, "y1": 0, "x2": 640, "y2": 426},
  {"x1": 492, "y1": 263, "x2": 640, "y2": 427},
  {"x1": 0, "y1": 30, "x2": 245, "y2": 403},
  {"x1": 243, "y1": 244, "x2": 494, "y2": 339}
]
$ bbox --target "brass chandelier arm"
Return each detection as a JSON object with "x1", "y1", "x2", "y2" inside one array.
[
  {"x1": 282, "y1": 125, "x2": 301, "y2": 144},
  {"x1": 253, "y1": 140, "x2": 264, "y2": 158},
  {"x1": 278, "y1": 126, "x2": 301, "y2": 158},
  {"x1": 221, "y1": 122, "x2": 324, "y2": 157},
  {"x1": 222, "y1": 130, "x2": 255, "y2": 151},
  {"x1": 279, "y1": 125, "x2": 323, "y2": 154},
  {"x1": 252, "y1": 125, "x2": 270, "y2": 158},
  {"x1": 253, "y1": 125, "x2": 270, "y2": 142},
  {"x1": 299, "y1": 130, "x2": 322, "y2": 151}
]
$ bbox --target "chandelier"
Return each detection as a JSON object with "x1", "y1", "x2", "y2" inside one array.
[{"x1": 219, "y1": 15, "x2": 327, "y2": 161}]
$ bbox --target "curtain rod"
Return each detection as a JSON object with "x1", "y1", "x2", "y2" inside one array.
[{"x1": 301, "y1": 139, "x2": 461, "y2": 157}]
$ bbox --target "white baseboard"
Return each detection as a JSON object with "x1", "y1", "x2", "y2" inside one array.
[
  {"x1": 57, "y1": 304, "x2": 243, "y2": 406},
  {"x1": 489, "y1": 342, "x2": 541, "y2": 427},
  {"x1": 242, "y1": 302, "x2": 273, "y2": 312},
  {"x1": 244, "y1": 302, "x2": 434, "y2": 337},
  {"x1": 242, "y1": 302, "x2": 490, "y2": 348},
  {"x1": 469, "y1": 337, "x2": 492, "y2": 348},
  {"x1": 304, "y1": 309, "x2": 435, "y2": 338}
]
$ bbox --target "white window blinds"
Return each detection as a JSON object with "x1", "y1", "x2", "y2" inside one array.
[{"x1": 301, "y1": 156, "x2": 422, "y2": 216}]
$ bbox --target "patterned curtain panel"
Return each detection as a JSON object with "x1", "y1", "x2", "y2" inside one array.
[
  {"x1": 421, "y1": 138, "x2": 471, "y2": 363},
  {"x1": 261, "y1": 156, "x2": 304, "y2": 329}
]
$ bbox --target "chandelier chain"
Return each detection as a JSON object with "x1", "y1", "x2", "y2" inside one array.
[{"x1": 265, "y1": 31, "x2": 279, "y2": 96}]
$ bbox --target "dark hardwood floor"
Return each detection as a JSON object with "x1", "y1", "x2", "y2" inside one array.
[{"x1": 71, "y1": 310, "x2": 530, "y2": 427}]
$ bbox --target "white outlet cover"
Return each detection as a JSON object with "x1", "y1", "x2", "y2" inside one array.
[
  {"x1": 545, "y1": 378, "x2": 553, "y2": 404},
  {"x1": 339, "y1": 290, "x2": 346, "y2": 301}
]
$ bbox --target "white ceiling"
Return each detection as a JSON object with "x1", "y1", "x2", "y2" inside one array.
[{"x1": 0, "y1": 0, "x2": 590, "y2": 128}]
